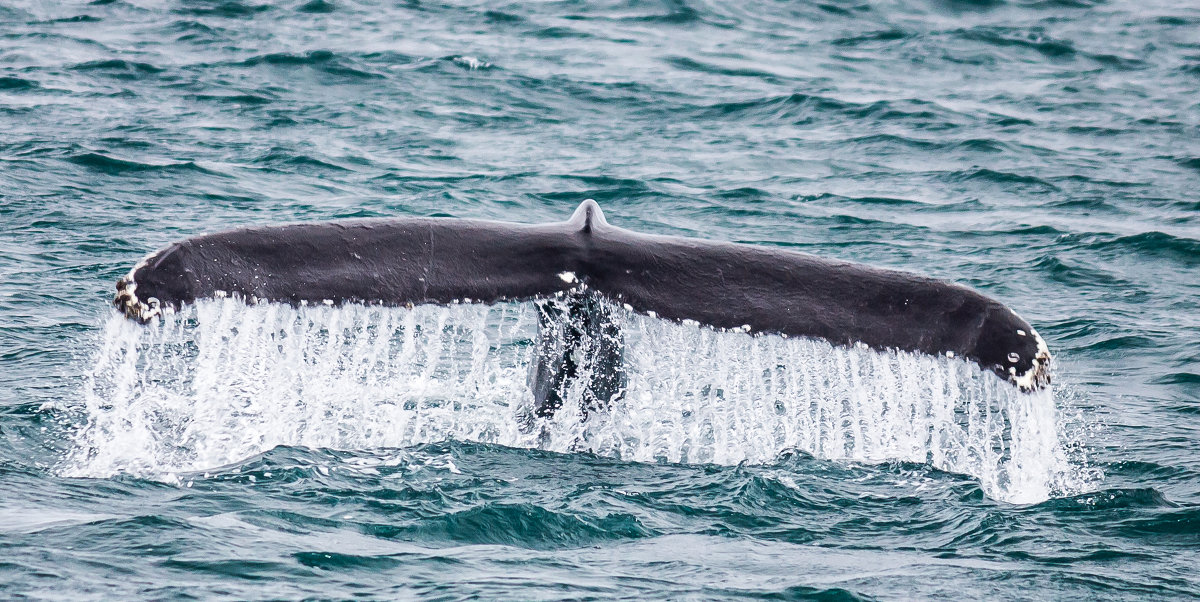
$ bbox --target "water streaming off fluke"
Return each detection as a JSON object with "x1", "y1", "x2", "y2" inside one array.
[{"x1": 65, "y1": 299, "x2": 1091, "y2": 503}]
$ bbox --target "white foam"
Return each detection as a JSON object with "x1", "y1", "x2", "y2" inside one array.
[{"x1": 63, "y1": 299, "x2": 1096, "y2": 503}]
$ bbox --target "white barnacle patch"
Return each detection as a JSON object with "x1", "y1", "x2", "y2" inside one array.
[
  {"x1": 1007, "y1": 352, "x2": 1020, "y2": 363},
  {"x1": 114, "y1": 278, "x2": 164, "y2": 322},
  {"x1": 1010, "y1": 328, "x2": 1054, "y2": 391},
  {"x1": 1016, "y1": 329, "x2": 1027, "y2": 337},
  {"x1": 557, "y1": 271, "x2": 577, "y2": 284}
]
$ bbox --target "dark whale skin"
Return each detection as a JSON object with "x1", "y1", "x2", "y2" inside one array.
[{"x1": 115, "y1": 200, "x2": 1050, "y2": 390}]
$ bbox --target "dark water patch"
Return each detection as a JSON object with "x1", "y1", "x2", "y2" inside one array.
[
  {"x1": 534, "y1": 174, "x2": 661, "y2": 205},
  {"x1": 1005, "y1": 224, "x2": 1064, "y2": 236},
  {"x1": 1084, "y1": 232, "x2": 1199, "y2": 267},
  {"x1": 696, "y1": 93, "x2": 856, "y2": 124},
  {"x1": 1175, "y1": 157, "x2": 1200, "y2": 172},
  {"x1": 373, "y1": 503, "x2": 656, "y2": 549},
  {"x1": 805, "y1": 192, "x2": 928, "y2": 208},
  {"x1": 814, "y1": 2, "x2": 860, "y2": 16},
  {"x1": 1068, "y1": 334, "x2": 1158, "y2": 354},
  {"x1": 954, "y1": 138, "x2": 1010, "y2": 153},
  {"x1": 664, "y1": 56, "x2": 778, "y2": 80},
  {"x1": 239, "y1": 50, "x2": 383, "y2": 79},
  {"x1": 1003, "y1": 548, "x2": 1158, "y2": 564},
  {"x1": 255, "y1": 151, "x2": 348, "y2": 172},
  {"x1": 1179, "y1": 63, "x2": 1200, "y2": 76},
  {"x1": 1037, "y1": 488, "x2": 1174, "y2": 512},
  {"x1": 1065, "y1": 125, "x2": 1128, "y2": 137},
  {"x1": 297, "y1": 0, "x2": 336, "y2": 13},
  {"x1": 946, "y1": 167, "x2": 1059, "y2": 190},
  {"x1": 1155, "y1": 15, "x2": 1196, "y2": 26},
  {"x1": 1151, "y1": 372, "x2": 1200, "y2": 385},
  {"x1": 1045, "y1": 197, "x2": 1123, "y2": 211},
  {"x1": 42, "y1": 15, "x2": 103, "y2": 24},
  {"x1": 483, "y1": 10, "x2": 524, "y2": 24},
  {"x1": 176, "y1": 1, "x2": 271, "y2": 18},
  {"x1": 168, "y1": 19, "x2": 227, "y2": 43},
  {"x1": 1113, "y1": 508, "x2": 1200, "y2": 540},
  {"x1": 71, "y1": 59, "x2": 165, "y2": 78},
  {"x1": 842, "y1": 133, "x2": 941, "y2": 151},
  {"x1": 65, "y1": 152, "x2": 213, "y2": 176},
  {"x1": 712, "y1": 186, "x2": 773, "y2": 202},
  {"x1": 1107, "y1": 461, "x2": 1196, "y2": 481},
  {"x1": 632, "y1": 7, "x2": 703, "y2": 26},
  {"x1": 294, "y1": 551, "x2": 409, "y2": 571},
  {"x1": 832, "y1": 28, "x2": 911, "y2": 47},
  {"x1": 723, "y1": 584, "x2": 875, "y2": 601},
  {"x1": 1021, "y1": 0, "x2": 1105, "y2": 7},
  {"x1": 358, "y1": 50, "x2": 420, "y2": 67},
  {"x1": 189, "y1": 92, "x2": 274, "y2": 105},
  {"x1": 0, "y1": 76, "x2": 38, "y2": 90},
  {"x1": 1031, "y1": 255, "x2": 1130, "y2": 288},
  {"x1": 1088, "y1": 53, "x2": 1146, "y2": 70},
  {"x1": 530, "y1": 26, "x2": 595, "y2": 39},
  {"x1": 847, "y1": 99, "x2": 964, "y2": 129},
  {"x1": 1057, "y1": 174, "x2": 1149, "y2": 189},
  {"x1": 242, "y1": 51, "x2": 332, "y2": 67},
  {"x1": 956, "y1": 26, "x2": 1077, "y2": 59},
  {"x1": 603, "y1": 4, "x2": 718, "y2": 27},
  {"x1": 1040, "y1": 316, "x2": 1120, "y2": 344},
  {"x1": 160, "y1": 558, "x2": 309, "y2": 580}
]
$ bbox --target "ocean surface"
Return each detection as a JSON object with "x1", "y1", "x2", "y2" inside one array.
[{"x1": 2, "y1": 0, "x2": 1198, "y2": 599}]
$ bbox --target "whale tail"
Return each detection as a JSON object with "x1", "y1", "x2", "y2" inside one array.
[{"x1": 115, "y1": 200, "x2": 1051, "y2": 394}]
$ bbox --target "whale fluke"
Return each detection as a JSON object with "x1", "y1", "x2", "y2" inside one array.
[{"x1": 114, "y1": 200, "x2": 1050, "y2": 390}]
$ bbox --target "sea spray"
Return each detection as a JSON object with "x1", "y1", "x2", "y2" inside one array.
[{"x1": 65, "y1": 298, "x2": 1092, "y2": 502}]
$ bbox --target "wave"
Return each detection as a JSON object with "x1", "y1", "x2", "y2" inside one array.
[
  {"x1": 175, "y1": 1, "x2": 270, "y2": 18},
  {"x1": 946, "y1": 168, "x2": 1059, "y2": 189},
  {"x1": 71, "y1": 59, "x2": 166, "y2": 80},
  {"x1": 66, "y1": 152, "x2": 213, "y2": 175},
  {"x1": 955, "y1": 26, "x2": 1077, "y2": 59},
  {"x1": 1084, "y1": 232, "x2": 1199, "y2": 267},
  {"x1": 663, "y1": 56, "x2": 779, "y2": 80},
  {"x1": 0, "y1": 76, "x2": 38, "y2": 90},
  {"x1": 238, "y1": 50, "x2": 384, "y2": 79},
  {"x1": 298, "y1": 0, "x2": 336, "y2": 14}
]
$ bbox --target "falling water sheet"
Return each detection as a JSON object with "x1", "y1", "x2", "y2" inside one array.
[{"x1": 64, "y1": 298, "x2": 1096, "y2": 504}]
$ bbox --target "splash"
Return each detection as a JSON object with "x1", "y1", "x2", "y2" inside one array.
[{"x1": 64, "y1": 299, "x2": 1094, "y2": 503}]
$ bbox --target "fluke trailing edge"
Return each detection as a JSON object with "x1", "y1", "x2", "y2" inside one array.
[{"x1": 114, "y1": 200, "x2": 1051, "y2": 391}]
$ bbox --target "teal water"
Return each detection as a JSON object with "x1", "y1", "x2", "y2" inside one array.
[{"x1": 2, "y1": 0, "x2": 1198, "y2": 599}]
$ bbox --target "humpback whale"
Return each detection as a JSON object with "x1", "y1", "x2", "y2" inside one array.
[{"x1": 113, "y1": 200, "x2": 1051, "y2": 407}]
